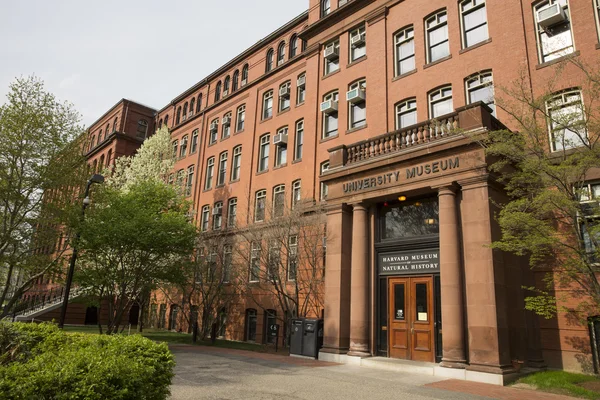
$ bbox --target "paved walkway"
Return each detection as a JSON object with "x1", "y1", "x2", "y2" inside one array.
[{"x1": 169, "y1": 345, "x2": 576, "y2": 400}]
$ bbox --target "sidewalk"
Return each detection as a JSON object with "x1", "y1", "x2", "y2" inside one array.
[{"x1": 426, "y1": 379, "x2": 578, "y2": 400}]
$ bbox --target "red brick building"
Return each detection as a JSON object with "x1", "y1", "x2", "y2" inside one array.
[{"x1": 24, "y1": 0, "x2": 600, "y2": 382}]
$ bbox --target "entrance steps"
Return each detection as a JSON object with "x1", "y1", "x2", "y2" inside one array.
[{"x1": 318, "y1": 352, "x2": 521, "y2": 386}]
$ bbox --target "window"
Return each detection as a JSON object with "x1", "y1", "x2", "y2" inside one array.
[
  {"x1": 217, "y1": 151, "x2": 228, "y2": 186},
  {"x1": 213, "y1": 202, "x2": 223, "y2": 230},
  {"x1": 394, "y1": 26, "x2": 415, "y2": 76},
  {"x1": 578, "y1": 182, "x2": 600, "y2": 261},
  {"x1": 112, "y1": 117, "x2": 118, "y2": 133},
  {"x1": 279, "y1": 81, "x2": 291, "y2": 112},
  {"x1": 196, "y1": 94, "x2": 203, "y2": 113},
  {"x1": 292, "y1": 180, "x2": 301, "y2": 208},
  {"x1": 137, "y1": 119, "x2": 148, "y2": 138},
  {"x1": 223, "y1": 246, "x2": 232, "y2": 283},
  {"x1": 297, "y1": 73, "x2": 306, "y2": 104},
  {"x1": 242, "y1": 64, "x2": 249, "y2": 85},
  {"x1": 348, "y1": 80, "x2": 367, "y2": 129},
  {"x1": 191, "y1": 130, "x2": 199, "y2": 154},
  {"x1": 90, "y1": 136, "x2": 95, "y2": 151},
  {"x1": 349, "y1": 26, "x2": 366, "y2": 62},
  {"x1": 429, "y1": 86, "x2": 453, "y2": 118},
  {"x1": 107, "y1": 149, "x2": 112, "y2": 166},
  {"x1": 320, "y1": 161, "x2": 330, "y2": 200},
  {"x1": 275, "y1": 127, "x2": 288, "y2": 167},
  {"x1": 223, "y1": 76, "x2": 230, "y2": 96},
  {"x1": 321, "y1": 0, "x2": 331, "y2": 17},
  {"x1": 209, "y1": 119, "x2": 218, "y2": 144},
  {"x1": 258, "y1": 134, "x2": 270, "y2": 172},
  {"x1": 287, "y1": 235, "x2": 298, "y2": 281},
  {"x1": 185, "y1": 166, "x2": 194, "y2": 196},
  {"x1": 236, "y1": 105, "x2": 246, "y2": 132},
  {"x1": 596, "y1": 0, "x2": 600, "y2": 42},
  {"x1": 222, "y1": 112, "x2": 231, "y2": 139},
  {"x1": 267, "y1": 243, "x2": 280, "y2": 282},
  {"x1": 215, "y1": 81, "x2": 222, "y2": 102},
  {"x1": 381, "y1": 197, "x2": 439, "y2": 240},
  {"x1": 396, "y1": 98, "x2": 418, "y2": 129},
  {"x1": 534, "y1": 0, "x2": 574, "y2": 63},
  {"x1": 183, "y1": 103, "x2": 188, "y2": 121},
  {"x1": 201, "y1": 205, "x2": 210, "y2": 232},
  {"x1": 277, "y1": 42, "x2": 286, "y2": 66},
  {"x1": 168, "y1": 173, "x2": 174, "y2": 185},
  {"x1": 179, "y1": 135, "x2": 188, "y2": 158},
  {"x1": 172, "y1": 140, "x2": 178, "y2": 159},
  {"x1": 426, "y1": 10, "x2": 450, "y2": 63},
  {"x1": 250, "y1": 244, "x2": 261, "y2": 282},
  {"x1": 232, "y1": 70, "x2": 239, "y2": 92},
  {"x1": 164, "y1": 114, "x2": 169, "y2": 127},
  {"x1": 205, "y1": 157, "x2": 215, "y2": 190},
  {"x1": 466, "y1": 71, "x2": 495, "y2": 116},
  {"x1": 322, "y1": 91, "x2": 339, "y2": 139},
  {"x1": 176, "y1": 107, "x2": 182, "y2": 125},
  {"x1": 106, "y1": 122, "x2": 110, "y2": 137},
  {"x1": 266, "y1": 49, "x2": 274, "y2": 72},
  {"x1": 263, "y1": 90, "x2": 274, "y2": 119},
  {"x1": 294, "y1": 119, "x2": 304, "y2": 161},
  {"x1": 290, "y1": 34, "x2": 299, "y2": 58},
  {"x1": 546, "y1": 90, "x2": 587, "y2": 152},
  {"x1": 176, "y1": 169, "x2": 184, "y2": 187},
  {"x1": 189, "y1": 98, "x2": 195, "y2": 117},
  {"x1": 324, "y1": 40, "x2": 340, "y2": 75},
  {"x1": 231, "y1": 146, "x2": 242, "y2": 181},
  {"x1": 227, "y1": 198, "x2": 237, "y2": 228},
  {"x1": 255, "y1": 190, "x2": 266, "y2": 222},
  {"x1": 460, "y1": 0, "x2": 489, "y2": 48},
  {"x1": 273, "y1": 184, "x2": 285, "y2": 217}
]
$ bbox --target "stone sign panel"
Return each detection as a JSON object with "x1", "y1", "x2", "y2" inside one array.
[{"x1": 378, "y1": 249, "x2": 440, "y2": 276}]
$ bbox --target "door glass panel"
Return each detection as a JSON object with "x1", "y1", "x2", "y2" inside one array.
[
  {"x1": 394, "y1": 283, "x2": 405, "y2": 320},
  {"x1": 415, "y1": 283, "x2": 428, "y2": 321}
]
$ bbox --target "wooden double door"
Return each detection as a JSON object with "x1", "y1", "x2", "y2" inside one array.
[{"x1": 388, "y1": 276, "x2": 435, "y2": 362}]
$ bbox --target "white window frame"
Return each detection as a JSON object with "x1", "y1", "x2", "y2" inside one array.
[
  {"x1": 394, "y1": 26, "x2": 415, "y2": 77},
  {"x1": 395, "y1": 98, "x2": 417, "y2": 130},
  {"x1": 213, "y1": 201, "x2": 223, "y2": 230},
  {"x1": 279, "y1": 81, "x2": 292, "y2": 112},
  {"x1": 255, "y1": 190, "x2": 266, "y2": 222},
  {"x1": 534, "y1": 0, "x2": 574, "y2": 63},
  {"x1": 205, "y1": 157, "x2": 215, "y2": 190},
  {"x1": 459, "y1": 0, "x2": 489, "y2": 49},
  {"x1": 546, "y1": 90, "x2": 587, "y2": 152},
  {"x1": 349, "y1": 26, "x2": 366, "y2": 62},
  {"x1": 222, "y1": 112, "x2": 231, "y2": 139},
  {"x1": 185, "y1": 165, "x2": 194, "y2": 196},
  {"x1": 258, "y1": 134, "x2": 270, "y2": 172},
  {"x1": 292, "y1": 180, "x2": 301, "y2": 209},
  {"x1": 324, "y1": 40, "x2": 340, "y2": 75},
  {"x1": 236, "y1": 105, "x2": 246, "y2": 132},
  {"x1": 179, "y1": 135, "x2": 188, "y2": 158},
  {"x1": 322, "y1": 91, "x2": 339, "y2": 139},
  {"x1": 263, "y1": 91, "x2": 274, "y2": 120},
  {"x1": 425, "y1": 10, "x2": 450, "y2": 64},
  {"x1": 231, "y1": 146, "x2": 242, "y2": 181},
  {"x1": 320, "y1": 161, "x2": 330, "y2": 201},
  {"x1": 428, "y1": 86, "x2": 453, "y2": 118},
  {"x1": 465, "y1": 71, "x2": 495, "y2": 116},
  {"x1": 275, "y1": 127, "x2": 288, "y2": 167},
  {"x1": 201, "y1": 205, "x2": 210, "y2": 232},
  {"x1": 595, "y1": 0, "x2": 600, "y2": 42},
  {"x1": 227, "y1": 198, "x2": 237, "y2": 228},
  {"x1": 191, "y1": 130, "x2": 199, "y2": 154},
  {"x1": 273, "y1": 184, "x2": 286, "y2": 218},
  {"x1": 294, "y1": 119, "x2": 304, "y2": 161},
  {"x1": 209, "y1": 118, "x2": 219, "y2": 144},
  {"x1": 348, "y1": 80, "x2": 367, "y2": 129},
  {"x1": 296, "y1": 74, "x2": 306, "y2": 105},
  {"x1": 249, "y1": 242, "x2": 261, "y2": 282},
  {"x1": 287, "y1": 235, "x2": 298, "y2": 281},
  {"x1": 217, "y1": 151, "x2": 228, "y2": 186}
]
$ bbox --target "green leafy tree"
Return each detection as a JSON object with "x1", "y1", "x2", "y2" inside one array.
[
  {"x1": 484, "y1": 57, "x2": 600, "y2": 320},
  {"x1": 0, "y1": 76, "x2": 86, "y2": 318}
]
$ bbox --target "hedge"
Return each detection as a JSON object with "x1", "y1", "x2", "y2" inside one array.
[{"x1": 0, "y1": 321, "x2": 175, "y2": 400}]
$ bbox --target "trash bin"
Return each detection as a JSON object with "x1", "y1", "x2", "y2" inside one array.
[
  {"x1": 301, "y1": 318, "x2": 324, "y2": 358},
  {"x1": 289, "y1": 318, "x2": 304, "y2": 356}
]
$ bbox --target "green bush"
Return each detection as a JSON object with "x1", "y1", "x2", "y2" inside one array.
[{"x1": 0, "y1": 322, "x2": 175, "y2": 400}]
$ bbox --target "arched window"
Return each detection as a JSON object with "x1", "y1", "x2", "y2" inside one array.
[
  {"x1": 242, "y1": 64, "x2": 249, "y2": 85},
  {"x1": 266, "y1": 48, "x2": 274, "y2": 72},
  {"x1": 232, "y1": 70, "x2": 239, "y2": 91},
  {"x1": 264, "y1": 309, "x2": 277, "y2": 344},
  {"x1": 99, "y1": 129, "x2": 103, "y2": 142},
  {"x1": 176, "y1": 106, "x2": 182, "y2": 125},
  {"x1": 290, "y1": 35, "x2": 298, "y2": 58},
  {"x1": 107, "y1": 149, "x2": 113, "y2": 167},
  {"x1": 137, "y1": 119, "x2": 148, "y2": 138},
  {"x1": 189, "y1": 98, "x2": 195, "y2": 116},
  {"x1": 215, "y1": 81, "x2": 222, "y2": 102},
  {"x1": 99, "y1": 155, "x2": 105, "y2": 170},
  {"x1": 106, "y1": 123, "x2": 110, "y2": 136},
  {"x1": 196, "y1": 93, "x2": 202, "y2": 113},
  {"x1": 321, "y1": 0, "x2": 331, "y2": 17},
  {"x1": 90, "y1": 135, "x2": 95, "y2": 150},
  {"x1": 158, "y1": 118, "x2": 163, "y2": 128},
  {"x1": 277, "y1": 41, "x2": 286, "y2": 66},
  {"x1": 112, "y1": 117, "x2": 118, "y2": 133},
  {"x1": 245, "y1": 309, "x2": 257, "y2": 341},
  {"x1": 164, "y1": 114, "x2": 169, "y2": 127},
  {"x1": 182, "y1": 102, "x2": 188, "y2": 121},
  {"x1": 223, "y1": 76, "x2": 230, "y2": 95}
]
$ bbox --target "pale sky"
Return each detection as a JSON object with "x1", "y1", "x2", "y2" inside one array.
[{"x1": 0, "y1": 0, "x2": 308, "y2": 127}]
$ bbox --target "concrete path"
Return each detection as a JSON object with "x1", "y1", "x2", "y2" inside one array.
[{"x1": 169, "y1": 345, "x2": 576, "y2": 400}]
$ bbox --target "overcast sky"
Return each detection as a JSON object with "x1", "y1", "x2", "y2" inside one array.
[{"x1": 0, "y1": 0, "x2": 308, "y2": 127}]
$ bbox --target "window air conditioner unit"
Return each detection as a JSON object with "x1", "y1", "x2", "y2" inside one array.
[
  {"x1": 323, "y1": 44, "x2": 339, "y2": 60},
  {"x1": 222, "y1": 116, "x2": 231, "y2": 126},
  {"x1": 210, "y1": 121, "x2": 218, "y2": 131},
  {"x1": 279, "y1": 85, "x2": 291, "y2": 97},
  {"x1": 346, "y1": 88, "x2": 366, "y2": 104},
  {"x1": 241, "y1": 78, "x2": 247, "y2": 86},
  {"x1": 297, "y1": 75, "x2": 306, "y2": 88},
  {"x1": 212, "y1": 208, "x2": 221, "y2": 216},
  {"x1": 537, "y1": 4, "x2": 566, "y2": 28},
  {"x1": 223, "y1": 89, "x2": 229, "y2": 96},
  {"x1": 339, "y1": 0, "x2": 348, "y2": 5},
  {"x1": 320, "y1": 100, "x2": 338, "y2": 114},
  {"x1": 350, "y1": 33, "x2": 365, "y2": 48},
  {"x1": 273, "y1": 132, "x2": 288, "y2": 146}
]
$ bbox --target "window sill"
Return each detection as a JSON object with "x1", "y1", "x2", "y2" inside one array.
[
  {"x1": 320, "y1": 134, "x2": 338, "y2": 144},
  {"x1": 277, "y1": 108, "x2": 291, "y2": 116},
  {"x1": 459, "y1": 38, "x2": 492, "y2": 55},
  {"x1": 256, "y1": 169, "x2": 269, "y2": 176},
  {"x1": 292, "y1": 158, "x2": 302, "y2": 164},
  {"x1": 221, "y1": 135, "x2": 231, "y2": 142},
  {"x1": 208, "y1": 141, "x2": 217, "y2": 147},
  {"x1": 392, "y1": 69, "x2": 417, "y2": 82},
  {"x1": 296, "y1": 101, "x2": 305, "y2": 108},
  {"x1": 202, "y1": 188, "x2": 212, "y2": 193},
  {"x1": 260, "y1": 116, "x2": 273, "y2": 124},
  {"x1": 423, "y1": 54, "x2": 452, "y2": 69},
  {"x1": 322, "y1": 69, "x2": 341, "y2": 80},
  {"x1": 536, "y1": 51, "x2": 580, "y2": 70},
  {"x1": 347, "y1": 55, "x2": 367, "y2": 68},
  {"x1": 274, "y1": 163, "x2": 287, "y2": 170},
  {"x1": 216, "y1": 184, "x2": 225, "y2": 188},
  {"x1": 229, "y1": 179, "x2": 240, "y2": 184},
  {"x1": 346, "y1": 124, "x2": 367, "y2": 134},
  {"x1": 234, "y1": 129, "x2": 245, "y2": 136}
]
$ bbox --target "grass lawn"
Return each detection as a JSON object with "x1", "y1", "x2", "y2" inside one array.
[
  {"x1": 62, "y1": 325, "x2": 280, "y2": 353},
  {"x1": 515, "y1": 370, "x2": 600, "y2": 399}
]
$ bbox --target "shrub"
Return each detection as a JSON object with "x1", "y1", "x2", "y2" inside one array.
[{"x1": 0, "y1": 322, "x2": 175, "y2": 400}]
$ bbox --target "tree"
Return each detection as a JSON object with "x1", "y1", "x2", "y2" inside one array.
[
  {"x1": 484, "y1": 57, "x2": 600, "y2": 320},
  {"x1": 76, "y1": 180, "x2": 197, "y2": 334},
  {"x1": 0, "y1": 76, "x2": 87, "y2": 318}
]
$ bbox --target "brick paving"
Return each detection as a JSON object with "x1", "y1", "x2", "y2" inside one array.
[{"x1": 426, "y1": 380, "x2": 578, "y2": 400}]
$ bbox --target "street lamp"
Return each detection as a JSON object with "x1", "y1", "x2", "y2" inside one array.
[{"x1": 58, "y1": 174, "x2": 104, "y2": 328}]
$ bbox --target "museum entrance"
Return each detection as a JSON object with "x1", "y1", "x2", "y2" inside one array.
[{"x1": 388, "y1": 276, "x2": 435, "y2": 362}]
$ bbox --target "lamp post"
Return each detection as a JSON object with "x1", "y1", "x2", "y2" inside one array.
[{"x1": 58, "y1": 174, "x2": 104, "y2": 329}]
